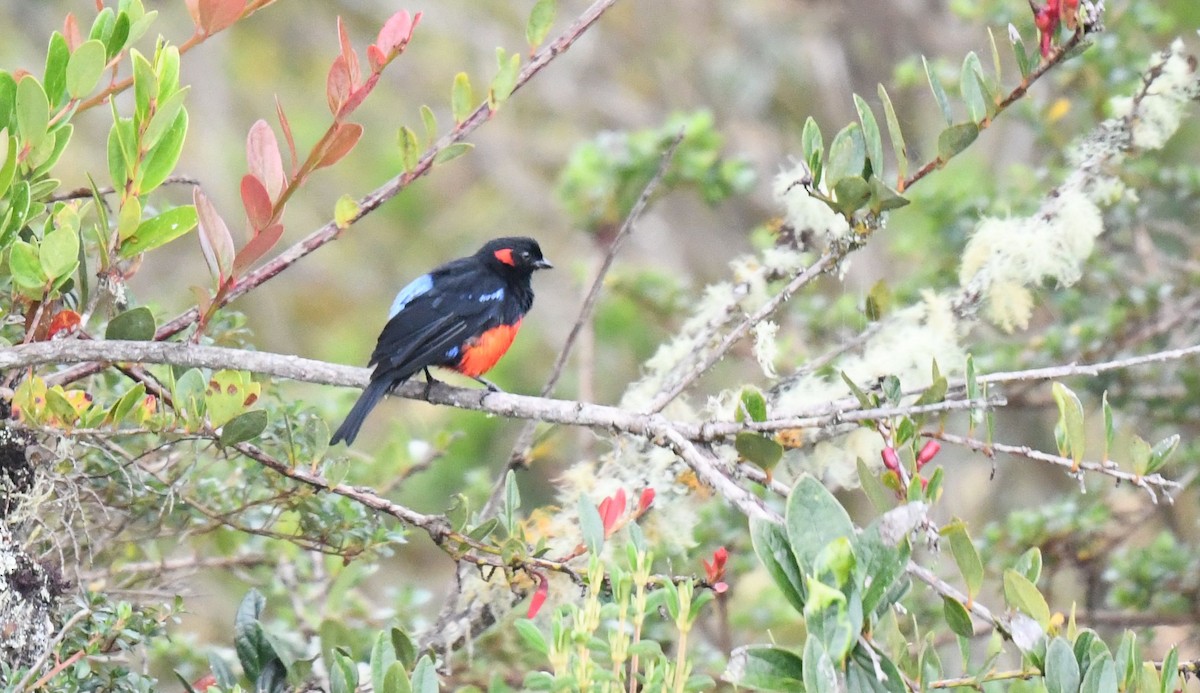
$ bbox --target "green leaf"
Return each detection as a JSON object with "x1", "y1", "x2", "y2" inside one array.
[
  {"x1": 334, "y1": 194, "x2": 359, "y2": 229},
  {"x1": 0, "y1": 72, "x2": 16, "y2": 131},
  {"x1": 410, "y1": 654, "x2": 438, "y2": 693},
  {"x1": 142, "y1": 85, "x2": 189, "y2": 151},
  {"x1": 832, "y1": 176, "x2": 871, "y2": 214},
  {"x1": 1051, "y1": 382, "x2": 1086, "y2": 467},
  {"x1": 234, "y1": 589, "x2": 270, "y2": 682},
  {"x1": 942, "y1": 596, "x2": 974, "y2": 638},
  {"x1": 10, "y1": 240, "x2": 47, "y2": 291},
  {"x1": 723, "y1": 645, "x2": 805, "y2": 691},
  {"x1": 876, "y1": 85, "x2": 906, "y2": 184},
  {"x1": 105, "y1": 10, "x2": 131, "y2": 59},
  {"x1": 40, "y1": 225, "x2": 80, "y2": 279},
  {"x1": 107, "y1": 115, "x2": 135, "y2": 190},
  {"x1": 514, "y1": 619, "x2": 548, "y2": 657},
  {"x1": 105, "y1": 306, "x2": 156, "y2": 341},
  {"x1": 156, "y1": 44, "x2": 181, "y2": 99},
  {"x1": 119, "y1": 204, "x2": 198, "y2": 258},
  {"x1": 381, "y1": 663, "x2": 410, "y2": 693},
  {"x1": 0, "y1": 130, "x2": 17, "y2": 200},
  {"x1": 578, "y1": 493, "x2": 604, "y2": 554},
  {"x1": 942, "y1": 520, "x2": 983, "y2": 599},
  {"x1": 802, "y1": 636, "x2": 838, "y2": 692},
  {"x1": 1101, "y1": 391, "x2": 1113, "y2": 462},
  {"x1": 205, "y1": 370, "x2": 261, "y2": 429},
  {"x1": 117, "y1": 196, "x2": 142, "y2": 241},
  {"x1": 1146, "y1": 433, "x2": 1179, "y2": 475},
  {"x1": 451, "y1": 72, "x2": 474, "y2": 125},
  {"x1": 855, "y1": 510, "x2": 913, "y2": 616},
  {"x1": 489, "y1": 48, "x2": 521, "y2": 108},
  {"x1": 847, "y1": 645, "x2": 907, "y2": 693},
  {"x1": 16, "y1": 76, "x2": 50, "y2": 150},
  {"x1": 936, "y1": 122, "x2": 979, "y2": 161},
  {"x1": 220, "y1": 409, "x2": 268, "y2": 446},
  {"x1": 1014, "y1": 547, "x2": 1042, "y2": 583},
  {"x1": 433, "y1": 142, "x2": 473, "y2": 164},
  {"x1": 824, "y1": 122, "x2": 865, "y2": 189},
  {"x1": 786, "y1": 475, "x2": 854, "y2": 573},
  {"x1": 736, "y1": 432, "x2": 783, "y2": 472},
  {"x1": 737, "y1": 387, "x2": 768, "y2": 422},
  {"x1": 131, "y1": 49, "x2": 156, "y2": 124},
  {"x1": 503, "y1": 468, "x2": 521, "y2": 536},
  {"x1": 856, "y1": 457, "x2": 893, "y2": 513},
  {"x1": 137, "y1": 108, "x2": 188, "y2": 194},
  {"x1": 526, "y1": 0, "x2": 557, "y2": 49},
  {"x1": 67, "y1": 40, "x2": 108, "y2": 99},
  {"x1": 398, "y1": 126, "x2": 420, "y2": 173},
  {"x1": 987, "y1": 28, "x2": 1004, "y2": 90},
  {"x1": 1160, "y1": 646, "x2": 1179, "y2": 693},
  {"x1": 749, "y1": 517, "x2": 806, "y2": 613},
  {"x1": 801, "y1": 116, "x2": 823, "y2": 186},
  {"x1": 392, "y1": 627, "x2": 416, "y2": 670},
  {"x1": 107, "y1": 382, "x2": 148, "y2": 425},
  {"x1": 1003, "y1": 569, "x2": 1050, "y2": 628},
  {"x1": 44, "y1": 33, "x2": 70, "y2": 106},
  {"x1": 960, "y1": 52, "x2": 988, "y2": 123},
  {"x1": 853, "y1": 94, "x2": 883, "y2": 179},
  {"x1": 1045, "y1": 637, "x2": 1080, "y2": 693},
  {"x1": 922, "y1": 56, "x2": 953, "y2": 126},
  {"x1": 1080, "y1": 653, "x2": 1117, "y2": 693},
  {"x1": 419, "y1": 104, "x2": 437, "y2": 147}
]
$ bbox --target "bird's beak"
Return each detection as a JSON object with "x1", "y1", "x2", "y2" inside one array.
[{"x1": 534, "y1": 258, "x2": 554, "y2": 270}]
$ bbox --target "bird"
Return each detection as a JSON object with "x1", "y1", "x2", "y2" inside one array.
[{"x1": 330, "y1": 236, "x2": 552, "y2": 445}]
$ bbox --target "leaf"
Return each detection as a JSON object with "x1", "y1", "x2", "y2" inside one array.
[
  {"x1": 749, "y1": 517, "x2": 805, "y2": 613},
  {"x1": 1080, "y1": 653, "x2": 1117, "y2": 693},
  {"x1": 1045, "y1": 637, "x2": 1081, "y2": 693},
  {"x1": 105, "y1": 306, "x2": 156, "y2": 341},
  {"x1": 960, "y1": 52, "x2": 988, "y2": 123},
  {"x1": 736, "y1": 433, "x2": 783, "y2": 472},
  {"x1": 941, "y1": 520, "x2": 983, "y2": 599},
  {"x1": 1003, "y1": 569, "x2": 1050, "y2": 628},
  {"x1": 503, "y1": 469, "x2": 521, "y2": 536},
  {"x1": 856, "y1": 457, "x2": 893, "y2": 513},
  {"x1": 334, "y1": 194, "x2": 358, "y2": 229},
  {"x1": 107, "y1": 115, "x2": 134, "y2": 190},
  {"x1": 315, "y1": 122, "x2": 362, "y2": 169},
  {"x1": 410, "y1": 654, "x2": 438, "y2": 693},
  {"x1": 234, "y1": 589, "x2": 270, "y2": 682},
  {"x1": 138, "y1": 108, "x2": 188, "y2": 194},
  {"x1": 142, "y1": 86, "x2": 189, "y2": 151},
  {"x1": 240, "y1": 174, "x2": 273, "y2": 232},
  {"x1": 936, "y1": 122, "x2": 979, "y2": 161},
  {"x1": 578, "y1": 493, "x2": 604, "y2": 554},
  {"x1": 9, "y1": 239, "x2": 45, "y2": 292},
  {"x1": 433, "y1": 142, "x2": 473, "y2": 164},
  {"x1": 876, "y1": 85, "x2": 907, "y2": 184},
  {"x1": 131, "y1": 49, "x2": 156, "y2": 123},
  {"x1": 66, "y1": 39, "x2": 106, "y2": 99},
  {"x1": 801, "y1": 636, "x2": 838, "y2": 692},
  {"x1": 1051, "y1": 382, "x2": 1085, "y2": 468},
  {"x1": 526, "y1": 0, "x2": 556, "y2": 49},
  {"x1": 723, "y1": 645, "x2": 805, "y2": 691},
  {"x1": 1146, "y1": 434, "x2": 1179, "y2": 475},
  {"x1": 1128, "y1": 434, "x2": 1152, "y2": 476},
  {"x1": 247, "y1": 118, "x2": 286, "y2": 199},
  {"x1": 398, "y1": 126, "x2": 420, "y2": 173},
  {"x1": 786, "y1": 475, "x2": 854, "y2": 573},
  {"x1": 40, "y1": 225, "x2": 80, "y2": 280},
  {"x1": 736, "y1": 388, "x2": 768, "y2": 422},
  {"x1": 0, "y1": 131, "x2": 17, "y2": 200},
  {"x1": 801, "y1": 116, "x2": 823, "y2": 186},
  {"x1": 490, "y1": 48, "x2": 521, "y2": 108},
  {"x1": 391, "y1": 627, "x2": 416, "y2": 670},
  {"x1": 220, "y1": 409, "x2": 268, "y2": 446},
  {"x1": 922, "y1": 56, "x2": 953, "y2": 126},
  {"x1": 832, "y1": 176, "x2": 871, "y2": 214},
  {"x1": 451, "y1": 72, "x2": 474, "y2": 125},
  {"x1": 231, "y1": 223, "x2": 283, "y2": 277},
  {"x1": 120, "y1": 205, "x2": 199, "y2": 258},
  {"x1": 117, "y1": 196, "x2": 142, "y2": 241},
  {"x1": 1101, "y1": 391, "x2": 1113, "y2": 462},
  {"x1": 197, "y1": 0, "x2": 245, "y2": 35},
  {"x1": 846, "y1": 645, "x2": 907, "y2": 693},
  {"x1": 824, "y1": 122, "x2": 865, "y2": 189},
  {"x1": 16, "y1": 76, "x2": 50, "y2": 150},
  {"x1": 853, "y1": 94, "x2": 883, "y2": 179},
  {"x1": 942, "y1": 596, "x2": 974, "y2": 638},
  {"x1": 194, "y1": 187, "x2": 234, "y2": 283},
  {"x1": 205, "y1": 370, "x2": 262, "y2": 429}
]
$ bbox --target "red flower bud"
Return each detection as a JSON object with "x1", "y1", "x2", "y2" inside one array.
[
  {"x1": 638, "y1": 487, "x2": 656, "y2": 513},
  {"x1": 527, "y1": 574, "x2": 549, "y2": 619},
  {"x1": 916, "y1": 440, "x2": 941, "y2": 468},
  {"x1": 881, "y1": 447, "x2": 901, "y2": 472}
]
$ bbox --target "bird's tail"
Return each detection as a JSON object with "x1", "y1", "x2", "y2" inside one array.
[{"x1": 330, "y1": 379, "x2": 390, "y2": 446}]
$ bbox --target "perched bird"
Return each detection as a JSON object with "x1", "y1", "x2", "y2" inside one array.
[{"x1": 330, "y1": 237, "x2": 552, "y2": 445}]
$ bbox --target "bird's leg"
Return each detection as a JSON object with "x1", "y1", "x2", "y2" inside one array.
[
  {"x1": 422, "y1": 368, "x2": 443, "y2": 399},
  {"x1": 472, "y1": 375, "x2": 503, "y2": 393}
]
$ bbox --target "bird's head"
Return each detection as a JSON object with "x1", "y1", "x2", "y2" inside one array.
[{"x1": 478, "y1": 237, "x2": 553, "y2": 273}]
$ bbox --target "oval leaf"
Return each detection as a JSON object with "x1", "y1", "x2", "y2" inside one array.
[
  {"x1": 105, "y1": 306, "x2": 156, "y2": 341},
  {"x1": 120, "y1": 205, "x2": 199, "y2": 258},
  {"x1": 220, "y1": 409, "x2": 268, "y2": 446},
  {"x1": 66, "y1": 39, "x2": 107, "y2": 99}
]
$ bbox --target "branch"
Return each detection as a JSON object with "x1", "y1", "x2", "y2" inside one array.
[
  {"x1": 975, "y1": 342, "x2": 1200, "y2": 385},
  {"x1": 48, "y1": 0, "x2": 623, "y2": 387}
]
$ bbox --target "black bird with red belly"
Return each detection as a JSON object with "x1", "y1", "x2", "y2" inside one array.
[{"x1": 330, "y1": 237, "x2": 552, "y2": 445}]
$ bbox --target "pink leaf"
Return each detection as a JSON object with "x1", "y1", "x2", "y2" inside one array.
[
  {"x1": 246, "y1": 119, "x2": 286, "y2": 201},
  {"x1": 527, "y1": 574, "x2": 549, "y2": 619},
  {"x1": 367, "y1": 45, "x2": 386, "y2": 73},
  {"x1": 240, "y1": 174, "x2": 273, "y2": 233},
  {"x1": 194, "y1": 188, "x2": 234, "y2": 284},
  {"x1": 63, "y1": 13, "x2": 81, "y2": 52},
  {"x1": 275, "y1": 97, "x2": 298, "y2": 175},
  {"x1": 335, "y1": 16, "x2": 360, "y2": 87},
  {"x1": 326, "y1": 56, "x2": 352, "y2": 117},
  {"x1": 713, "y1": 581, "x2": 729, "y2": 594},
  {"x1": 232, "y1": 223, "x2": 283, "y2": 277},
  {"x1": 638, "y1": 487, "x2": 655, "y2": 513},
  {"x1": 338, "y1": 72, "x2": 380, "y2": 118},
  {"x1": 315, "y1": 123, "x2": 363, "y2": 169},
  {"x1": 197, "y1": 0, "x2": 244, "y2": 35},
  {"x1": 376, "y1": 10, "x2": 420, "y2": 55}
]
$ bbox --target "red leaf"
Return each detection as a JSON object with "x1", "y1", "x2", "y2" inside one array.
[
  {"x1": 315, "y1": 123, "x2": 363, "y2": 169},
  {"x1": 185, "y1": 0, "x2": 201, "y2": 28},
  {"x1": 638, "y1": 487, "x2": 656, "y2": 513},
  {"x1": 275, "y1": 97, "x2": 298, "y2": 175},
  {"x1": 326, "y1": 56, "x2": 352, "y2": 117},
  {"x1": 48, "y1": 310, "x2": 82, "y2": 339},
  {"x1": 598, "y1": 497, "x2": 611, "y2": 526},
  {"x1": 240, "y1": 174, "x2": 273, "y2": 233},
  {"x1": 232, "y1": 223, "x2": 283, "y2": 277},
  {"x1": 338, "y1": 72, "x2": 380, "y2": 118},
  {"x1": 612, "y1": 488, "x2": 627, "y2": 520},
  {"x1": 191, "y1": 674, "x2": 217, "y2": 692},
  {"x1": 335, "y1": 16, "x2": 360, "y2": 87},
  {"x1": 246, "y1": 119, "x2": 286, "y2": 200},
  {"x1": 197, "y1": 0, "x2": 244, "y2": 35},
  {"x1": 376, "y1": 10, "x2": 420, "y2": 56},
  {"x1": 527, "y1": 574, "x2": 549, "y2": 619},
  {"x1": 63, "y1": 13, "x2": 81, "y2": 52},
  {"x1": 194, "y1": 188, "x2": 234, "y2": 284},
  {"x1": 367, "y1": 45, "x2": 386, "y2": 73}
]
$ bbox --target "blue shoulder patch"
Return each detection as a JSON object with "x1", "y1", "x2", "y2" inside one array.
[
  {"x1": 478, "y1": 287, "x2": 505, "y2": 302},
  {"x1": 389, "y1": 273, "x2": 433, "y2": 318}
]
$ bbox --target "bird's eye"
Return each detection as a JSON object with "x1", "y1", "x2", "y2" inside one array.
[{"x1": 521, "y1": 251, "x2": 531, "y2": 259}]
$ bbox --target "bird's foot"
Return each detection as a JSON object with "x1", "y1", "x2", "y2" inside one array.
[
  {"x1": 422, "y1": 368, "x2": 444, "y2": 399},
  {"x1": 473, "y1": 375, "x2": 503, "y2": 393}
]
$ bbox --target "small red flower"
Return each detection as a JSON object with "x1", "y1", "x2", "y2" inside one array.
[
  {"x1": 916, "y1": 440, "x2": 941, "y2": 469},
  {"x1": 638, "y1": 487, "x2": 656, "y2": 514},
  {"x1": 527, "y1": 573, "x2": 549, "y2": 619},
  {"x1": 598, "y1": 489, "x2": 627, "y2": 538},
  {"x1": 702, "y1": 546, "x2": 729, "y2": 590}
]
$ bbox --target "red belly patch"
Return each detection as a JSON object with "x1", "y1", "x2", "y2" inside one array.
[{"x1": 455, "y1": 320, "x2": 522, "y2": 377}]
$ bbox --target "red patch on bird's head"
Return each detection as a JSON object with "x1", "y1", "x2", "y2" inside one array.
[{"x1": 493, "y1": 248, "x2": 515, "y2": 266}]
